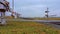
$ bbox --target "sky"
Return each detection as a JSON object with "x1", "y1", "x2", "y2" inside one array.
[{"x1": 7, "y1": 0, "x2": 60, "y2": 17}]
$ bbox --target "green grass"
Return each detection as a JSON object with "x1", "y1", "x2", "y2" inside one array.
[
  {"x1": 34, "y1": 17, "x2": 60, "y2": 20},
  {"x1": 0, "y1": 21, "x2": 60, "y2": 34}
]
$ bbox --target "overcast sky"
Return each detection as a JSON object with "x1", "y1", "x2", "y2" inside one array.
[{"x1": 7, "y1": 0, "x2": 60, "y2": 17}]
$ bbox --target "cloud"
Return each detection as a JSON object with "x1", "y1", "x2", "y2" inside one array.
[
  {"x1": 17, "y1": 4, "x2": 47, "y2": 17},
  {"x1": 7, "y1": 0, "x2": 60, "y2": 17},
  {"x1": 20, "y1": 5, "x2": 46, "y2": 10}
]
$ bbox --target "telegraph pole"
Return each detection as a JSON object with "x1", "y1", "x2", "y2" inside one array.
[
  {"x1": 11, "y1": 0, "x2": 14, "y2": 18},
  {"x1": 12, "y1": 0, "x2": 14, "y2": 10}
]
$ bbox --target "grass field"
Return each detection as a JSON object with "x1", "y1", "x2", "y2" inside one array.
[
  {"x1": 34, "y1": 17, "x2": 60, "y2": 20},
  {"x1": 0, "y1": 21, "x2": 60, "y2": 34},
  {"x1": 5, "y1": 17, "x2": 60, "y2": 20}
]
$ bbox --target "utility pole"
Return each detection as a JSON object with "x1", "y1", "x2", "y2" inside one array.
[
  {"x1": 12, "y1": 0, "x2": 14, "y2": 10},
  {"x1": 11, "y1": 0, "x2": 14, "y2": 18}
]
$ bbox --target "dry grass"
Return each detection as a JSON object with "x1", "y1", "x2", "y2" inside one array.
[
  {"x1": 0, "y1": 21, "x2": 60, "y2": 34},
  {"x1": 34, "y1": 17, "x2": 60, "y2": 20}
]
